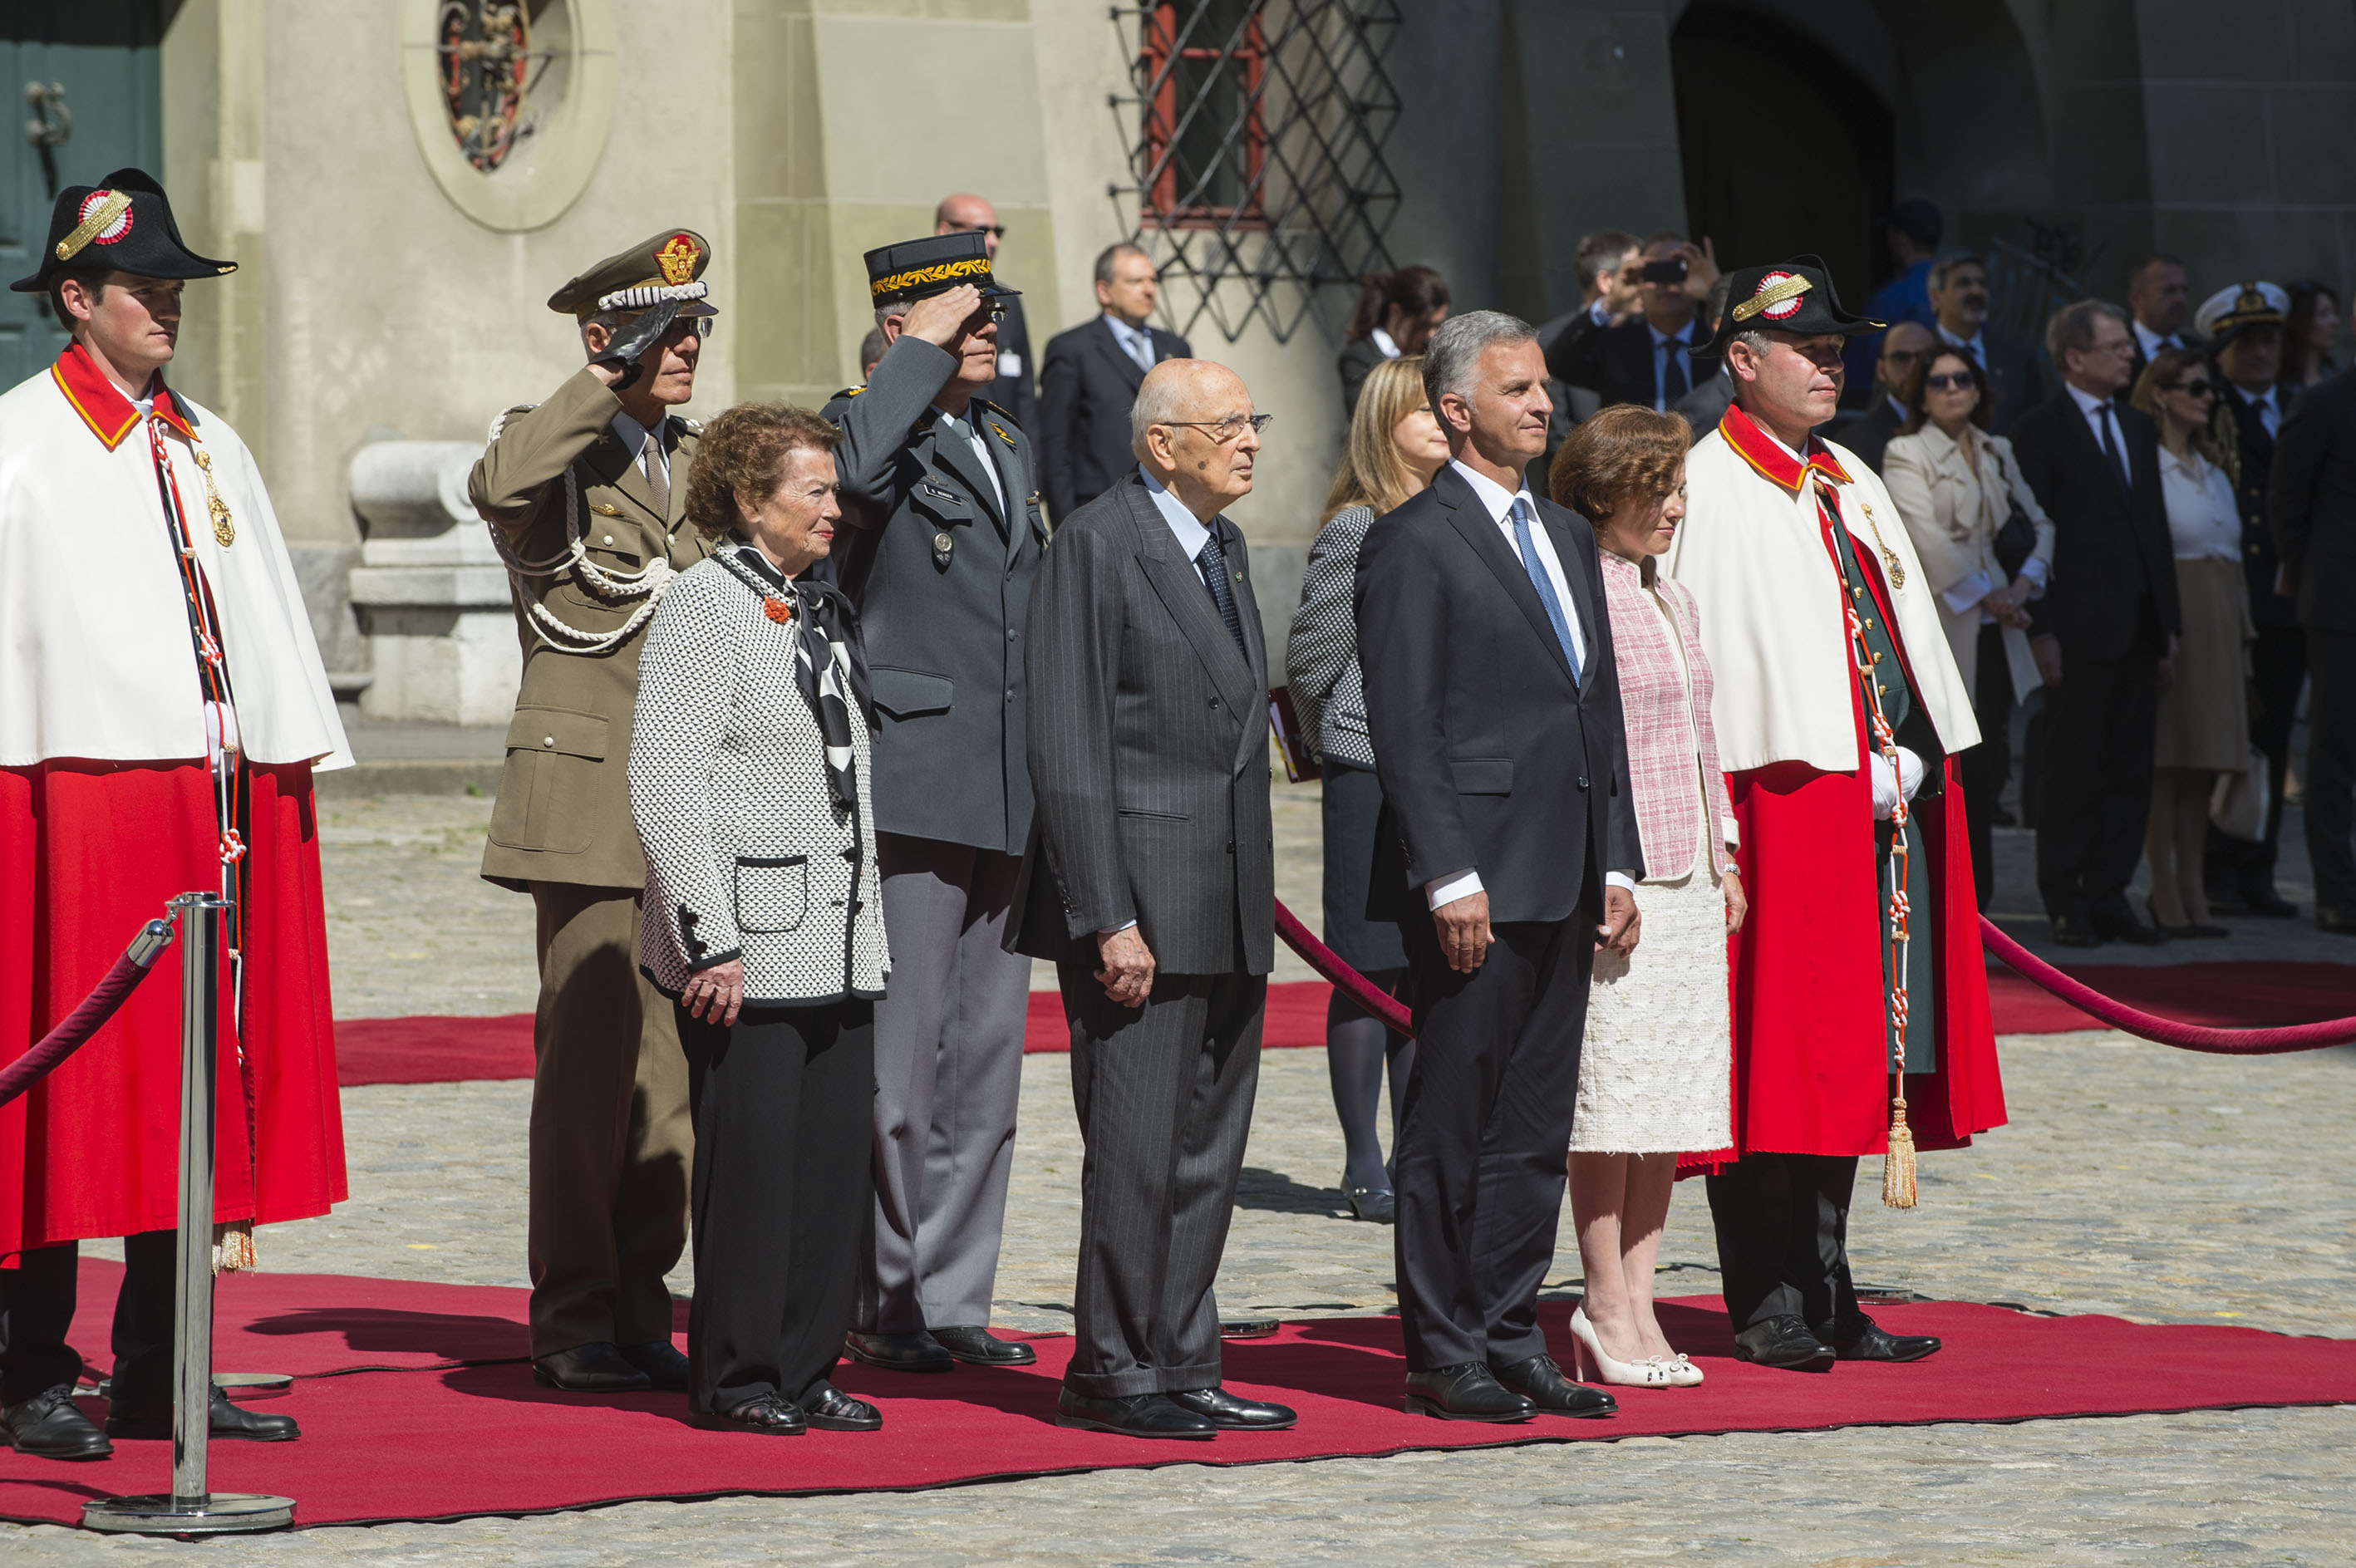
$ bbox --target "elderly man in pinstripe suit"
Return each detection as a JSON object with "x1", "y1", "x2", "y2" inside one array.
[{"x1": 1008, "y1": 359, "x2": 1294, "y2": 1441}]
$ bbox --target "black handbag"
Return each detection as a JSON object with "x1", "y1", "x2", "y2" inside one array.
[{"x1": 1994, "y1": 499, "x2": 2036, "y2": 578}]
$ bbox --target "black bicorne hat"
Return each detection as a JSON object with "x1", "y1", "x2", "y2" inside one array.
[
  {"x1": 1694, "y1": 255, "x2": 1882, "y2": 359},
  {"x1": 863, "y1": 230, "x2": 1020, "y2": 312},
  {"x1": 7, "y1": 167, "x2": 235, "y2": 293}
]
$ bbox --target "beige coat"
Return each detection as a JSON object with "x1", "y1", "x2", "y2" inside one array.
[
  {"x1": 470, "y1": 368, "x2": 713, "y2": 892},
  {"x1": 1880, "y1": 422, "x2": 2055, "y2": 705}
]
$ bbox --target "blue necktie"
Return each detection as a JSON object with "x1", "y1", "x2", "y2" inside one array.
[
  {"x1": 1510, "y1": 497, "x2": 1581, "y2": 687},
  {"x1": 1196, "y1": 526, "x2": 1247, "y2": 653}
]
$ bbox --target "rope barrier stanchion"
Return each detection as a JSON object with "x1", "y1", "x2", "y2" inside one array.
[
  {"x1": 1273, "y1": 900, "x2": 1414, "y2": 1036},
  {"x1": 0, "y1": 919, "x2": 174, "y2": 1108},
  {"x1": 85, "y1": 893, "x2": 294, "y2": 1537}
]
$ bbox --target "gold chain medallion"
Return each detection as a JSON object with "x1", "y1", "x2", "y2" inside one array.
[{"x1": 193, "y1": 449, "x2": 236, "y2": 547}]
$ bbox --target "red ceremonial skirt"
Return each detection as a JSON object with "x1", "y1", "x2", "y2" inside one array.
[{"x1": 0, "y1": 759, "x2": 346, "y2": 1256}]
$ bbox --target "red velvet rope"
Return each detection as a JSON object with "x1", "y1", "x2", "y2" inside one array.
[
  {"x1": 1268, "y1": 899, "x2": 2356, "y2": 1054},
  {"x1": 0, "y1": 920, "x2": 175, "y2": 1108}
]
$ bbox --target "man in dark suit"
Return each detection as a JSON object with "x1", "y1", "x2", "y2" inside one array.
[
  {"x1": 1547, "y1": 232, "x2": 1720, "y2": 415},
  {"x1": 1929, "y1": 251, "x2": 2042, "y2": 435},
  {"x1": 2010, "y1": 300, "x2": 2181, "y2": 946},
  {"x1": 2197, "y1": 282, "x2": 2302, "y2": 918},
  {"x1": 2124, "y1": 253, "x2": 2197, "y2": 387},
  {"x1": 934, "y1": 194, "x2": 1036, "y2": 433},
  {"x1": 1358, "y1": 312, "x2": 1639, "y2": 1423},
  {"x1": 1011, "y1": 358, "x2": 1293, "y2": 1442},
  {"x1": 2270, "y1": 366, "x2": 2356, "y2": 934},
  {"x1": 1037, "y1": 243, "x2": 1190, "y2": 521},
  {"x1": 1827, "y1": 320, "x2": 1935, "y2": 473}
]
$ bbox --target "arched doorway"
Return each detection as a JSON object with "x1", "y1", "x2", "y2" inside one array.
[{"x1": 1670, "y1": 3, "x2": 1891, "y2": 309}]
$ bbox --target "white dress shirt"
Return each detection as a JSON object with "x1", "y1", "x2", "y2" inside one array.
[
  {"x1": 1428, "y1": 459, "x2": 1632, "y2": 909},
  {"x1": 2132, "y1": 319, "x2": 2181, "y2": 362},
  {"x1": 1370, "y1": 325, "x2": 1402, "y2": 359},
  {"x1": 1104, "y1": 312, "x2": 1156, "y2": 373},
  {"x1": 2064, "y1": 380, "x2": 2133, "y2": 472},
  {"x1": 932, "y1": 406, "x2": 1006, "y2": 512}
]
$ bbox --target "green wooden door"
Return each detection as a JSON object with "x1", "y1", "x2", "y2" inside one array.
[{"x1": 0, "y1": 3, "x2": 163, "y2": 391}]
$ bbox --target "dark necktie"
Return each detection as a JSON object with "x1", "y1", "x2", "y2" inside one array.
[
  {"x1": 1659, "y1": 334, "x2": 1689, "y2": 409},
  {"x1": 2096, "y1": 401, "x2": 2130, "y2": 492},
  {"x1": 1196, "y1": 525, "x2": 1247, "y2": 653}
]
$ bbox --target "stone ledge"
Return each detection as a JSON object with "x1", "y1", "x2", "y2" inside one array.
[{"x1": 316, "y1": 759, "x2": 503, "y2": 799}]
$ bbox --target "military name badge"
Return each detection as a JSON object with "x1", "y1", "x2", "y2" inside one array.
[{"x1": 192, "y1": 448, "x2": 235, "y2": 547}]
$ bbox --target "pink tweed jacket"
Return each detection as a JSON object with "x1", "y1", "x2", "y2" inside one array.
[{"x1": 1599, "y1": 552, "x2": 1734, "y2": 882}]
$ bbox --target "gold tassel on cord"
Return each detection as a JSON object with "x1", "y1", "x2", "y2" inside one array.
[
  {"x1": 1881, "y1": 1095, "x2": 1918, "y2": 1209},
  {"x1": 211, "y1": 1218, "x2": 256, "y2": 1274}
]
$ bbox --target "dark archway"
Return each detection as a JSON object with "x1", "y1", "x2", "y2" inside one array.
[{"x1": 1670, "y1": 3, "x2": 1892, "y2": 308}]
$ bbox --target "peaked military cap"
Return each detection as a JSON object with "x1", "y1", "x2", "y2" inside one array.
[
  {"x1": 547, "y1": 229, "x2": 718, "y2": 320},
  {"x1": 864, "y1": 230, "x2": 1020, "y2": 312},
  {"x1": 8, "y1": 167, "x2": 234, "y2": 293},
  {"x1": 1694, "y1": 254, "x2": 1883, "y2": 359},
  {"x1": 2193, "y1": 280, "x2": 2287, "y2": 344}
]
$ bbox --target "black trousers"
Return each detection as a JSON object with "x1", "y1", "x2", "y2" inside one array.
[
  {"x1": 1704, "y1": 1153, "x2": 1862, "y2": 1334},
  {"x1": 0, "y1": 1230, "x2": 175, "y2": 1409},
  {"x1": 2308, "y1": 629, "x2": 2356, "y2": 913},
  {"x1": 1056, "y1": 961, "x2": 1264, "y2": 1399},
  {"x1": 2207, "y1": 622, "x2": 2310, "y2": 896},
  {"x1": 1961, "y1": 624, "x2": 2017, "y2": 911},
  {"x1": 678, "y1": 998, "x2": 873, "y2": 1415},
  {"x1": 2036, "y1": 611, "x2": 2162, "y2": 924},
  {"x1": 1393, "y1": 914, "x2": 1593, "y2": 1373}
]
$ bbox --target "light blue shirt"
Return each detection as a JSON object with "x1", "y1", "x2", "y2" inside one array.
[
  {"x1": 1139, "y1": 464, "x2": 1213, "y2": 566},
  {"x1": 1104, "y1": 312, "x2": 1156, "y2": 372}
]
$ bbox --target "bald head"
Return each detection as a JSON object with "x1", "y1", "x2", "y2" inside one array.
[
  {"x1": 1133, "y1": 359, "x2": 1260, "y2": 521},
  {"x1": 1876, "y1": 319, "x2": 1936, "y2": 399},
  {"x1": 934, "y1": 193, "x2": 1001, "y2": 260}
]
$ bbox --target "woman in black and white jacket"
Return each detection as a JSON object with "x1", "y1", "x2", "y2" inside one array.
[{"x1": 629, "y1": 403, "x2": 888, "y2": 1438}]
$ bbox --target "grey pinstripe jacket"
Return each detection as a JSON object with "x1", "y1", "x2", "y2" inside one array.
[
  {"x1": 1006, "y1": 474, "x2": 1276, "y2": 976},
  {"x1": 1282, "y1": 503, "x2": 1379, "y2": 771}
]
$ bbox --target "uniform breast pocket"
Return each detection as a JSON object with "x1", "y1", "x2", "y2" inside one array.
[
  {"x1": 489, "y1": 706, "x2": 607, "y2": 853},
  {"x1": 734, "y1": 856, "x2": 809, "y2": 935}
]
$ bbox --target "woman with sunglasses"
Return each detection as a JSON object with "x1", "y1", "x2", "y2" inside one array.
[
  {"x1": 2128, "y1": 347, "x2": 2253, "y2": 937},
  {"x1": 1881, "y1": 348, "x2": 2055, "y2": 907}
]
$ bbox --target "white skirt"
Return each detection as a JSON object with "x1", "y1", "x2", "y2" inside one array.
[{"x1": 1568, "y1": 809, "x2": 1734, "y2": 1155}]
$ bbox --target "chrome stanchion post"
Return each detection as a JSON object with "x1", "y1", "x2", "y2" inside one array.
[{"x1": 84, "y1": 894, "x2": 293, "y2": 1536}]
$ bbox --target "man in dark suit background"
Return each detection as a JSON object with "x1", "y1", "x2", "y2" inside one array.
[
  {"x1": 2010, "y1": 299, "x2": 2181, "y2": 946},
  {"x1": 1828, "y1": 320, "x2": 1935, "y2": 473},
  {"x1": 1037, "y1": 243, "x2": 1190, "y2": 521},
  {"x1": 1547, "y1": 232, "x2": 1720, "y2": 415},
  {"x1": 1358, "y1": 311, "x2": 1640, "y2": 1423},
  {"x1": 1011, "y1": 358, "x2": 1292, "y2": 1442},
  {"x1": 2270, "y1": 365, "x2": 2356, "y2": 934},
  {"x1": 935, "y1": 194, "x2": 1037, "y2": 433},
  {"x1": 1929, "y1": 251, "x2": 2043, "y2": 435},
  {"x1": 2125, "y1": 253, "x2": 2197, "y2": 387}
]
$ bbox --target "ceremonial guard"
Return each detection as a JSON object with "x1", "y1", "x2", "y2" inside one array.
[
  {"x1": 470, "y1": 231, "x2": 718, "y2": 1394},
  {"x1": 0, "y1": 170, "x2": 345, "y2": 1458},
  {"x1": 823, "y1": 232, "x2": 1046, "y2": 1373},
  {"x1": 1664, "y1": 258, "x2": 2007, "y2": 1371}
]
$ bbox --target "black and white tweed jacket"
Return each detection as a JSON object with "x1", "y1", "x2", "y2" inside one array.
[
  {"x1": 628, "y1": 553, "x2": 889, "y2": 1005},
  {"x1": 1282, "y1": 503, "x2": 1379, "y2": 771}
]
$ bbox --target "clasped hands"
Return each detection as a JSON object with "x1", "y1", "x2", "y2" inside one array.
[
  {"x1": 1431, "y1": 886, "x2": 1640, "y2": 975},
  {"x1": 1870, "y1": 746, "x2": 1926, "y2": 821}
]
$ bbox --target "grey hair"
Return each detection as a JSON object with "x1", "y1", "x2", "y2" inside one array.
[
  {"x1": 2046, "y1": 297, "x2": 2132, "y2": 365},
  {"x1": 1094, "y1": 241, "x2": 1151, "y2": 288},
  {"x1": 1130, "y1": 366, "x2": 1193, "y2": 459},
  {"x1": 1927, "y1": 249, "x2": 1988, "y2": 295},
  {"x1": 873, "y1": 304, "x2": 903, "y2": 332},
  {"x1": 579, "y1": 307, "x2": 632, "y2": 350},
  {"x1": 1728, "y1": 327, "x2": 1776, "y2": 364},
  {"x1": 1421, "y1": 309, "x2": 1539, "y2": 409}
]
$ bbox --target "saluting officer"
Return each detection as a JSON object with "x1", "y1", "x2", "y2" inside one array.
[
  {"x1": 469, "y1": 230, "x2": 719, "y2": 1394},
  {"x1": 824, "y1": 231, "x2": 1047, "y2": 1373}
]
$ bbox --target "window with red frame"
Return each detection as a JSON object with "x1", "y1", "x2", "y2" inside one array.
[{"x1": 1139, "y1": 0, "x2": 1267, "y2": 227}]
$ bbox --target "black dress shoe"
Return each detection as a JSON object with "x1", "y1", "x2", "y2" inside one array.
[
  {"x1": 700, "y1": 1393, "x2": 805, "y2": 1435},
  {"x1": 1402, "y1": 1361, "x2": 1537, "y2": 1423},
  {"x1": 2319, "y1": 906, "x2": 2356, "y2": 936},
  {"x1": 618, "y1": 1338, "x2": 691, "y2": 1392},
  {"x1": 1815, "y1": 1315, "x2": 1942, "y2": 1363},
  {"x1": 107, "y1": 1385, "x2": 299, "y2": 1442},
  {"x1": 1491, "y1": 1354, "x2": 1617, "y2": 1418},
  {"x1": 2090, "y1": 906, "x2": 2167, "y2": 946},
  {"x1": 532, "y1": 1341, "x2": 652, "y2": 1392},
  {"x1": 2048, "y1": 915, "x2": 2104, "y2": 949},
  {"x1": 1731, "y1": 1315, "x2": 1836, "y2": 1372},
  {"x1": 1167, "y1": 1385, "x2": 1298, "y2": 1430},
  {"x1": 845, "y1": 1329, "x2": 955, "y2": 1372},
  {"x1": 1345, "y1": 1185, "x2": 1397, "y2": 1224},
  {"x1": 798, "y1": 1380, "x2": 882, "y2": 1432},
  {"x1": 932, "y1": 1325, "x2": 1037, "y2": 1366},
  {"x1": 2, "y1": 1385, "x2": 111, "y2": 1460},
  {"x1": 1053, "y1": 1387, "x2": 1216, "y2": 1439},
  {"x1": 2239, "y1": 886, "x2": 2299, "y2": 919}
]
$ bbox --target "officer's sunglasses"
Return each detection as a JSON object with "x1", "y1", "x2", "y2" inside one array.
[{"x1": 957, "y1": 223, "x2": 1008, "y2": 240}]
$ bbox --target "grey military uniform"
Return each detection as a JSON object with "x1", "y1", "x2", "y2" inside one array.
[{"x1": 821, "y1": 334, "x2": 1045, "y2": 1340}]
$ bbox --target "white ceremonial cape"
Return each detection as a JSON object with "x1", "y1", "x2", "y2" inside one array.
[
  {"x1": 0, "y1": 348, "x2": 350, "y2": 770},
  {"x1": 1663, "y1": 408, "x2": 1979, "y2": 775}
]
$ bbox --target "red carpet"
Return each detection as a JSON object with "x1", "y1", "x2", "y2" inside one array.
[
  {"x1": 3, "y1": 1261, "x2": 2351, "y2": 1529},
  {"x1": 331, "y1": 963, "x2": 2356, "y2": 1087}
]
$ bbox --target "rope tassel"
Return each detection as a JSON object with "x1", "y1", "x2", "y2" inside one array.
[{"x1": 1881, "y1": 1094, "x2": 1918, "y2": 1209}]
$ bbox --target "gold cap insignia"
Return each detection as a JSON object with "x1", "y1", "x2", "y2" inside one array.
[
  {"x1": 1732, "y1": 270, "x2": 1812, "y2": 324},
  {"x1": 657, "y1": 233, "x2": 701, "y2": 287},
  {"x1": 56, "y1": 189, "x2": 135, "y2": 263}
]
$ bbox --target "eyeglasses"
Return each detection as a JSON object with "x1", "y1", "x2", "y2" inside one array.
[
  {"x1": 2170, "y1": 380, "x2": 2218, "y2": 399},
  {"x1": 1161, "y1": 414, "x2": 1273, "y2": 443},
  {"x1": 957, "y1": 223, "x2": 1007, "y2": 239},
  {"x1": 1923, "y1": 371, "x2": 1975, "y2": 392}
]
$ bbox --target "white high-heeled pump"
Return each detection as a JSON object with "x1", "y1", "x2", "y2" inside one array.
[
  {"x1": 1653, "y1": 1351, "x2": 1704, "y2": 1388},
  {"x1": 1568, "y1": 1305, "x2": 1674, "y2": 1389}
]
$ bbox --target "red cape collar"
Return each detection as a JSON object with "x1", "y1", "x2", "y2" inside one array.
[
  {"x1": 1717, "y1": 403, "x2": 1852, "y2": 494},
  {"x1": 50, "y1": 342, "x2": 195, "y2": 451}
]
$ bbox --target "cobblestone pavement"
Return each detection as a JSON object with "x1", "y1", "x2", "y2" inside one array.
[{"x1": 14, "y1": 793, "x2": 2354, "y2": 1563}]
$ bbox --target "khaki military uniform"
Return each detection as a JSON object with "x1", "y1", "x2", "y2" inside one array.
[{"x1": 471, "y1": 365, "x2": 711, "y2": 1359}]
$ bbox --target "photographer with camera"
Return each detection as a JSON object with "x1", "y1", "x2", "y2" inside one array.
[{"x1": 1545, "y1": 232, "x2": 1719, "y2": 415}]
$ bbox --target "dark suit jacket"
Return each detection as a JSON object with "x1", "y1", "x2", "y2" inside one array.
[
  {"x1": 2221, "y1": 383, "x2": 2298, "y2": 628},
  {"x1": 1037, "y1": 316, "x2": 1191, "y2": 522},
  {"x1": 1827, "y1": 397, "x2": 1905, "y2": 473},
  {"x1": 987, "y1": 293, "x2": 1039, "y2": 435},
  {"x1": 1546, "y1": 309, "x2": 1697, "y2": 413},
  {"x1": 1672, "y1": 368, "x2": 1734, "y2": 446},
  {"x1": 2269, "y1": 367, "x2": 2356, "y2": 634},
  {"x1": 1354, "y1": 465, "x2": 1640, "y2": 924},
  {"x1": 1339, "y1": 335, "x2": 1392, "y2": 417},
  {"x1": 1009, "y1": 473, "x2": 1274, "y2": 976},
  {"x1": 2009, "y1": 390, "x2": 2181, "y2": 660},
  {"x1": 1942, "y1": 327, "x2": 2043, "y2": 435}
]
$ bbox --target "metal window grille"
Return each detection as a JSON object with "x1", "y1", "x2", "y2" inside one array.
[{"x1": 1116, "y1": 0, "x2": 1404, "y2": 345}]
